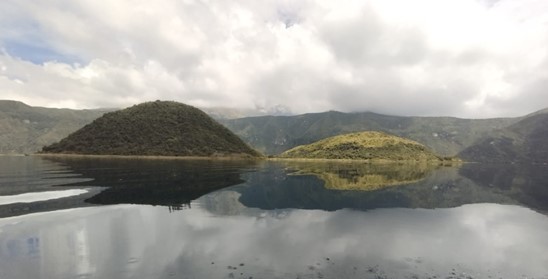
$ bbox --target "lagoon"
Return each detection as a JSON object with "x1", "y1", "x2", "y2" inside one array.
[{"x1": 0, "y1": 156, "x2": 547, "y2": 279}]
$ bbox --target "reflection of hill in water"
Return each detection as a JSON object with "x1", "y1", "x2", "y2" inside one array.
[
  {"x1": 44, "y1": 156, "x2": 257, "y2": 208},
  {"x1": 282, "y1": 161, "x2": 437, "y2": 191},
  {"x1": 33, "y1": 157, "x2": 548, "y2": 214},
  {"x1": 209, "y1": 162, "x2": 531, "y2": 214},
  {"x1": 459, "y1": 164, "x2": 548, "y2": 212}
]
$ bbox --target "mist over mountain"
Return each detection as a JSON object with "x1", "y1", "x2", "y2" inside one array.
[{"x1": 201, "y1": 104, "x2": 293, "y2": 120}]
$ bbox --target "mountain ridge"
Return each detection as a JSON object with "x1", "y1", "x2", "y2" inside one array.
[
  {"x1": 0, "y1": 100, "x2": 111, "y2": 154},
  {"x1": 2, "y1": 100, "x2": 548, "y2": 162},
  {"x1": 459, "y1": 113, "x2": 548, "y2": 163},
  {"x1": 220, "y1": 110, "x2": 522, "y2": 156}
]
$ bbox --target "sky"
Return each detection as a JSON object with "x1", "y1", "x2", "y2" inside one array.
[{"x1": 1, "y1": 0, "x2": 548, "y2": 118}]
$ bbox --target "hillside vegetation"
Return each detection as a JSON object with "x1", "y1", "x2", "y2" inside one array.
[
  {"x1": 41, "y1": 101, "x2": 260, "y2": 157},
  {"x1": 279, "y1": 131, "x2": 447, "y2": 161},
  {"x1": 0, "y1": 100, "x2": 109, "y2": 154}
]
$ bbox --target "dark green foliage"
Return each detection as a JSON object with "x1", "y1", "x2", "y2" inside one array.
[{"x1": 41, "y1": 101, "x2": 260, "y2": 157}]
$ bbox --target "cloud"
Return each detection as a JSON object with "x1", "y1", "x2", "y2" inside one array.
[{"x1": 1, "y1": 0, "x2": 548, "y2": 118}]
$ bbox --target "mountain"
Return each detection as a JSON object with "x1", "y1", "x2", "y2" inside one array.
[
  {"x1": 4, "y1": 99, "x2": 548, "y2": 161},
  {"x1": 279, "y1": 131, "x2": 444, "y2": 161},
  {"x1": 0, "y1": 100, "x2": 110, "y2": 154},
  {"x1": 220, "y1": 111, "x2": 517, "y2": 156},
  {"x1": 459, "y1": 112, "x2": 548, "y2": 163},
  {"x1": 41, "y1": 101, "x2": 261, "y2": 157}
]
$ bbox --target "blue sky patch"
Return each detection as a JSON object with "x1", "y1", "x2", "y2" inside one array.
[{"x1": 2, "y1": 40, "x2": 82, "y2": 65}]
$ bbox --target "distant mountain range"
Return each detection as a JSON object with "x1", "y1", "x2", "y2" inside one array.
[
  {"x1": 1, "y1": 100, "x2": 547, "y2": 162},
  {"x1": 458, "y1": 112, "x2": 548, "y2": 163},
  {"x1": 0, "y1": 100, "x2": 111, "y2": 154},
  {"x1": 220, "y1": 109, "x2": 548, "y2": 163},
  {"x1": 220, "y1": 111, "x2": 520, "y2": 157}
]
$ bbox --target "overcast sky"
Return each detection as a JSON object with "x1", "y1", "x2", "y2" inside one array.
[{"x1": 1, "y1": 0, "x2": 548, "y2": 118}]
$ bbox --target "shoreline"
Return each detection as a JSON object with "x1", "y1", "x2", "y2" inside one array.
[
  {"x1": 269, "y1": 157, "x2": 462, "y2": 165},
  {"x1": 3, "y1": 153, "x2": 463, "y2": 164},
  {"x1": 32, "y1": 153, "x2": 264, "y2": 161}
]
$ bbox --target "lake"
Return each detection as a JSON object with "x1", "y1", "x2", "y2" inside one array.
[{"x1": 1, "y1": 156, "x2": 548, "y2": 279}]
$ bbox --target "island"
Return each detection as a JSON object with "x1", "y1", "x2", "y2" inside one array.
[
  {"x1": 278, "y1": 131, "x2": 457, "y2": 162},
  {"x1": 40, "y1": 101, "x2": 261, "y2": 158}
]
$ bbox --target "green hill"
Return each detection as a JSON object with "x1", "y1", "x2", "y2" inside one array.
[
  {"x1": 41, "y1": 101, "x2": 261, "y2": 157},
  {"x1": 0, "y1": 100, "x2": 109, "y2": 154},
  {"x1": 459, "y1": 112, "x2": 548, "y2": 163},
  {"x1": 279, "y1": 131, "x2": 445, "y2": 161},
  {"x1": 220, "y1": 111, "x2": 517, "y2": 156}
]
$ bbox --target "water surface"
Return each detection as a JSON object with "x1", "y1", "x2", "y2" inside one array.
[{"x1": 0, "y1": 156, "x2": 547, "y2": 279}]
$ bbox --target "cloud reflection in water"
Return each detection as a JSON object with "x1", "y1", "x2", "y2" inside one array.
[{"x1": 0, "y1": 202, "x2": 547, "y2": 279}]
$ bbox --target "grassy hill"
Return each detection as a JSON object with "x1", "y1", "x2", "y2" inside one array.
[
  {"x1": 279, "y1": 131, "x2": 446, "y2": 161},
  {"x1": 0, "y1": 100, "x2": 110, "y2": 154},
  {"x1": 41, "y1": 101, "x2": 261, "y2": 157},
  {"x1": 220, "y1": 111, "x2": 517, "y2": 156},
  {"x1": 459, "y1": 112, "x2": 548, "y2": 163}
]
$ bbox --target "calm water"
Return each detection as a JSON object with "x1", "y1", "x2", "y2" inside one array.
[{"x1": 1, "y1": 156, "x2": 548, "y2": 279}]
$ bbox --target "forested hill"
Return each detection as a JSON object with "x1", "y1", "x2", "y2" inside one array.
[{"x1": 41, "y1": 101, "x2": 261, "y2": 157}]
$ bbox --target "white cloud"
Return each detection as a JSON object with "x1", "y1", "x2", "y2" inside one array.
[{"x1": 0, "y1": 0, "x2": 548, "y2": 117}]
